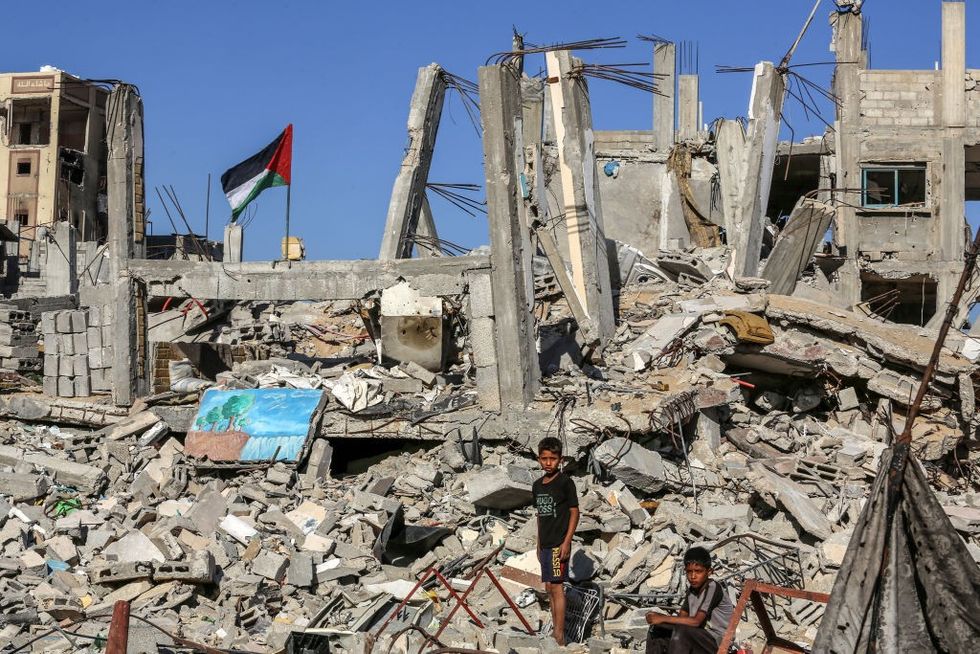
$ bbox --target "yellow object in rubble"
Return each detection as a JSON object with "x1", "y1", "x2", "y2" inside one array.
[{"x1": 719, "y1": 310, "x2": 775, "y2": 345}]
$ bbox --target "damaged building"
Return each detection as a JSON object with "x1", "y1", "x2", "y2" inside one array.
[{"x1": 0, "y1": 2, "x2": 978, "y2": 653}]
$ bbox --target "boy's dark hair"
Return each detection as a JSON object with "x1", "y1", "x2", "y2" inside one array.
[
  {"x1": 538, "y1": 437, "x2": 563, "y2": 456},
  {"x1": 683, "y1": 546, "x2": 712, "y2": 569}
]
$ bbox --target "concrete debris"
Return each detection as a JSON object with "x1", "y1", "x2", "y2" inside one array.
[{"x1": 593, "y1": 438, "x2": 666, "y2": 493}]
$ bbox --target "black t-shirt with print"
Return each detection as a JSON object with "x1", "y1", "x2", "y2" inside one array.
[{"x1": 532, "y1": 472, "x2": 578, "y2": 549}]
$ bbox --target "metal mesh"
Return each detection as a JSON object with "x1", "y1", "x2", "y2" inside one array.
[{"x1": 562, "y1": 582, "x2": 603, "y2": 643}]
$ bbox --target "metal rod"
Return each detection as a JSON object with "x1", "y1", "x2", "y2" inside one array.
[
  {"x1": 166, "y1": 185, "x2": 208, "y2": 259},
  {"x1": 205, "y1": 173, "x2": 211, "y2": 260},
  {"x1": 153, "y1": 187, "x2": 188, "y2": 260},
  {"x1": 285, "y1": 182, "x2": 291, "y2": 261},
  {"x1": 780, "y1": 0, "x2": 823, "y2": 69}
]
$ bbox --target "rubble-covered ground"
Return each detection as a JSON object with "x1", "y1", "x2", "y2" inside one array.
[{"x1": 2, "y1": 249, "x2": 979, "y2": 653}]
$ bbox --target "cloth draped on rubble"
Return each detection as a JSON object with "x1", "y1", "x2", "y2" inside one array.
[
  {"x1": 812, "y1": 447, "x2": 980, "y2": 653},
  {"x1": 371, "y1": 504, "x2": 451, "y2": 566}
]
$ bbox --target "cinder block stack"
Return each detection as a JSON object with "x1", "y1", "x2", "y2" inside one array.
[
  {"x1": 86, "y1": 305, "x2": 113, "y2": 394},
  {"x1": 40, "y1": 307, "x2": 112, "y2": 398},
  {"x1": 0, "y1": 305, "x2": 40, "y2": 374}
]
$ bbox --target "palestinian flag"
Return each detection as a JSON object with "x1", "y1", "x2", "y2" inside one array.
[{"x1": 221, "y1": 124, "x2": 292, "y2": 221}]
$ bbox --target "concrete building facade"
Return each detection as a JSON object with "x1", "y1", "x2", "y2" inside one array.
[
  {"x1": 0, "y1": 71, "x2": 111, "y2": 262},
  {"x1": 825, "y1": 2, "x2": 980, "y2": 326}
]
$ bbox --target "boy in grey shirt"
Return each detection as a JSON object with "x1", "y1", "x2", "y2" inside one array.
[{"x1": 645, "y1": 547, "x2": 734, "y2": 654}]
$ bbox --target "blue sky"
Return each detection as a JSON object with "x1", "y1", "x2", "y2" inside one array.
[{"x1": 5, "y1": 1, "x2": 977, "y2": 260}]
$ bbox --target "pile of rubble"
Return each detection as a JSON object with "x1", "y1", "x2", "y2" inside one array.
[{"x1": 2, "y1": 253, "x2": 979, "y2": 653}]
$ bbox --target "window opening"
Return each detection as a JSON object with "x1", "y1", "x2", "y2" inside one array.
[{"x1": 862, "y1": 166, "x2": 926, "y2": 208}]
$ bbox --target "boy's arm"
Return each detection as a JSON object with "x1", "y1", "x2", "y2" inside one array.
[
  {"x1": 646, "y1": 609, "x2": 705, "y2": 628},
  {"x1": 558, "y1": 507, "x2": 579, "y2": 561}
]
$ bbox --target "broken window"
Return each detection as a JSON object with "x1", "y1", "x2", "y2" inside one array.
[
  {"x1": 861, "y1": 166, "x2": 926, "y2": 208},
  {"x1": 9, "y1": 99, "x2": 51, "y2": 146},
  {"x1": 16, "y1": 160, "x2": 31, "y2": 176},
  {"x1": 859, "y1": 273, "x2": 937, "y2": 326},
  {"x1": 14, "y1": 212, "x2": 28, "y2": 227},
  {"x1": 57, "y1": 100, "x2": 88, "y2": 151},
  {"x1": 59, "y1": 148, "x2": 85, "y2": 186}
]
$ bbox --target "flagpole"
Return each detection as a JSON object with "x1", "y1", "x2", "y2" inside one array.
[
  {"x1": 284, "y1": 183, "x2": 291, "y2": 262},
  {"x1": 204, "y1": 173, "x2": 211, "y2": 260}
]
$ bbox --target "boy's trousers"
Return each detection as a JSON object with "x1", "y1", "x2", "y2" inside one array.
[{"x1": 645, "y1": 624, "x2": 718, "y2": 654}]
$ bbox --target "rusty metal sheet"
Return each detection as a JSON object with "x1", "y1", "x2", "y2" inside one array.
[{"x1": 813, "y1": 448, "x2": 980, "y2": 652}]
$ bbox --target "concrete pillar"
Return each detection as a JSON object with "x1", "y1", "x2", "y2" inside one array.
[
  {"x1": 658, "y1": 170, "x2": 688, "y2": 250},
  {"x1": 379, "y1": 64, "x2": 446, "y2": 260},
  {"x1": 545, "y1": 50, "x2": 616, "y2": 345},
  {"x1": 732, "y1": 62, "x2": 786, "y2": 278},
  {"x1": 940, "y1": 1, "x2": 967, "y2": 286},
  {"x1": 223, "y1": 223, "x2": 243, "y2": 263},
  {"x1": 716, "y1": 120, "x2": 746, "y2": 238},
  {"x1": 47, "y1": 221, "x2": 77, "y2": 296},
  {"x1": 942, "y1": 1, "x2": 966, "y2": 129},
  {"x1": 106, "y1": 84, "x2": 143, "y2": 406},
  {"x1": 831, "y1": 11, "x2": 864, "y2": 304},
  {"x1": 520, "y1": 77, "x2": 546, "y2": 147},
  {"x1": 414, "y1": 195, "x2": 441, "y2": 258},
  {"x1": 653, "y1": 41, "x2": 676, "y2": 150},
  {"x1": 676, "y1": 74, "x2": 700, "y2": 141},
  {"x1": 477, "y1": 65, "x2": 539, "y2": 409}
]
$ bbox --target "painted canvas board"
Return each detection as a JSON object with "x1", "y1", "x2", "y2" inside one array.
[{"x1": 185, "y1": 388, "x2": 327, "y2": 463}]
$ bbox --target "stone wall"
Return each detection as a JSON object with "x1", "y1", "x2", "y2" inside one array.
[
  {"x1": 41, "y1": 306, "x2": 112, "y2": 397},
  {"x1": 859, "y1": 70, "x2": 937, "y2": 128},
  {"x1": 966, "y1": 70, "x2": 980, "y2": 128}
]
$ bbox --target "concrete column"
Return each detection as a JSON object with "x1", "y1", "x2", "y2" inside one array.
[
  {"x1": 477, "y1": 65, "x2": 539, "y2": 409},
  {"x1": 831, "y1": 11, "x2": 864, "y2": 304},
  {"x1": 940, "y1": 136, "x2": 966, "y2": 291},
  {"x1": 520, "y1": 77, "x2": 546, "y2": 148},
  {"x1": 653, "y1": 42, "x2": 676, "y2": 150},
  {"x1": 940, "y1": 1, "x2": 967, "y2": 289},
  {"x1": 47, "y1": 221, "x2": 77, "y2": 296},
  {"x1": 106, "y1": 84, "x2": 142, "y2": 406},
  {"x1": 545, "y1": 50, "x2": 616, "y2": 345},
  {"x1": 223, "y1": 223, "x2": 243, "y2": 263},
  {"x1": 676, "y1": 74, "x2": 699, "y2": 141},
  {"x1": 732, "y1": 62, "x2": 786, "y2": 278},
  {"x1": 716, "y1": 120, "x2": 746, "y2": 238},
  {"x1": 942, "y1": 1, "x2": 966, "y2": 128},
  {"x1": 414, "y1": 195, "x2": 441, "y2": 258},
  {"x1": 379, "y1": 64, "x2": 446, "y2": 260},
  {"x1": 658, "y1": 170, "x2": 687, "y2": 250}
]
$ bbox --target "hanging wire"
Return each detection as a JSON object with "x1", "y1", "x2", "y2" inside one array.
[
  {"x1": 409, "y1": 234, "x2": 471, "y2": 257},
  {"x1": 570, "y1": 62, "x2": 666, "y2": 95},
  {"x1": 425, "y1": 183, "x2": 486, "y2": 217},
  {"x1": 485, "y1": 37, "x2": 626, "y2": 67},
  {"x1": 637, "y1": 33, "x2": 672, "y2": 46},
  {"x1": 439, "y1": 70, "x2": 481, "y2": 136}
]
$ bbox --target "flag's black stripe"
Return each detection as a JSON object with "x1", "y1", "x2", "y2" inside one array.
[{"x1": 220, "y1": 130, "x2": 285, "y2": 193}]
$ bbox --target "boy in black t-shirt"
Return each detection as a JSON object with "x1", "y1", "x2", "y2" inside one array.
[{"x1": 533, "y1": 437, "x2": 579, "y2": 645}]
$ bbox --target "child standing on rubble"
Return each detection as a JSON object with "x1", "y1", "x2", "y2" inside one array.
[
  {"x1": 645, "y1": 546, "x2": 734, "y2": 654},
  {"x1": 533, "y1": 436, "x2": 580, "y2": 646}
]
